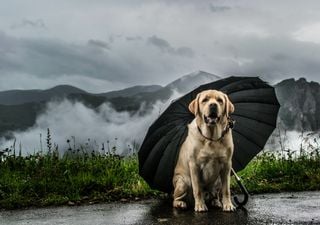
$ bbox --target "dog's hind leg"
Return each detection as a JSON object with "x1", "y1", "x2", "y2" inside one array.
[{"x1": 173, "y1": 175, "x2": 188, "y2": 209}]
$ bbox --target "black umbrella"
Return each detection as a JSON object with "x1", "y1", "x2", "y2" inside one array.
[{"x1": 138, "y1": 76, "x2": 280, "y2": 206}]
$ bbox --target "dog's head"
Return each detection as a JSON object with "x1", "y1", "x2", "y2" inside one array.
[{"x1": 188, "y1": 90, "x2": 234, "y2": 126}]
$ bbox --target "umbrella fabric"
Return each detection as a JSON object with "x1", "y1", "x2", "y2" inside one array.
[{"x1": 138, "y1": 76, "x2": 280, "y2": 193}]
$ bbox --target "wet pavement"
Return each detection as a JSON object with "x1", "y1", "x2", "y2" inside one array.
[{"x1": 0, "y1": 192, "x2": 319, "y2": 225}]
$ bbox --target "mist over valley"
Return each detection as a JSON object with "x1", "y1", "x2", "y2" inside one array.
[{"x1": 0, "y1": 71, "x2": 319, "y2": 155}]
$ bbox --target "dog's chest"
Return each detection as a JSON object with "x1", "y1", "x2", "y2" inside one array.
[
  {"x1": 196, "y1": 141, "x2": 228, "y2": 162},
  {"x1": 196, "y1": 142, "x2": 228, "y2": 181}
]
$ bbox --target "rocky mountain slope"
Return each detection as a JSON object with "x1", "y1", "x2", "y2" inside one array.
[{"x1": 275, "y1": 78, "x2": 320, "y2": 131}]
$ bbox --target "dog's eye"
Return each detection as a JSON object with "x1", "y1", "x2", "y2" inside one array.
[
  {"x1": 217, "y1": 98, "x2": 223, "y2": 104},
  {"x1": 202, "y1": 98, "x2": 209, "y2": 103}
]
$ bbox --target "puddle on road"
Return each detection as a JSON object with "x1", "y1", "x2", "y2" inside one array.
[{"x1": 0, "y1": 192, "x2": 319, "y2": 225}]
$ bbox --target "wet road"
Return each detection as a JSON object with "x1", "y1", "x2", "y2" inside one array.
[{"x1": 0, "y1": 192, "x2": 319, "y2": 225}]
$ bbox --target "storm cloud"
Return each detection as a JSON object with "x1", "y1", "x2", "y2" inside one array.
[
  {"x1": 0, "y1": 31, "x2": 130, "y2": 82},
  {"x1": 0, "y1": 31, "x2": 196, "y2": 92},
  {"x1": 147, "y1": 35, "x2": 195, "y2": 58},
  {"x1": 1, "y1": 0, "x2": 320, "y2": 92},
  {"x1": 11, "y1": 19, "x2": 46, "y2": 29}
]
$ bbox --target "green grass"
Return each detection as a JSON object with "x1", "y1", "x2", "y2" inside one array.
[
  {"x1": 0, "y1": 152, "x2": 158, "y2": 209},
  {"x1": 1, "y1": 147, "x2": 320, "y2": 209},
  {"x1": 232, "y1": 150, "x2": 320, "y2": 193}
]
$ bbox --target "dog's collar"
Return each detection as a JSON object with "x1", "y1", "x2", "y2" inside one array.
[{"x1": 197, "y1": 117, "x2": 235, "y2": 142}]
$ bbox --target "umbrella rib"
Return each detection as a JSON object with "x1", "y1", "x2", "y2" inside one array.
[
  {"x1": 220, "y1": 80, "x2": 271, "y2": 95},
  {"x1": 232, "y1": 156, "x2": 245, "y2": 172},
  {"x1": 234, "y1": 102, "x2": 279, "y2": 108},
  {"x1": 227, "y1": 86, "x2": 273, "y2": 95},
  {"x1": 153, "y1": 129, "x2": 187, "y2": 183},
  {"x1": 233, "y1": 101, "x2": 278, "y2": 104},
  {"x1": 154, "y1": 117, "x2": 192, "y2": 130},
  {"x1": 232, "y1": 101, "x2": 279, "y2": 108},
  {"x1": 232, "y1": 129, "x2": 265, "y2": 149},
  {"x1": 232, "y1": 113, "x2": 277, "y2": 127}
]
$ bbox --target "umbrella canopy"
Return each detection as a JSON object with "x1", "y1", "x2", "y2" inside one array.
[{"x1": 138, "y1": 76, "x2": 280, "y2": 193}]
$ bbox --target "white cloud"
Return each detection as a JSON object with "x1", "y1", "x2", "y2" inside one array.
[
  {"x1": 266, "y1": 130, "x2": 320, "y2": 156},
  {"x1": 294, "y1": 22, "x2": 320, "y2": 44},
  {"x1": 0, "y1": 91, "x2": 182, "y2": 155}
]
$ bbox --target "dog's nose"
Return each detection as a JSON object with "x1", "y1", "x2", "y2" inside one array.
[{"x1": 209, "y1": 103, "x2": 218, "y2": 114}]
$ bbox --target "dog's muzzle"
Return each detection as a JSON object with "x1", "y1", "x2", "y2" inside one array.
[
  {"x1": 204, "y1": 115, "x2": 220, "y2": 125},
  {"x1": 204, "y1": 103, "x2": 220, "y2": 125}
]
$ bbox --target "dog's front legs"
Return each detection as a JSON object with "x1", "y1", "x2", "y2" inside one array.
[
  {"x1": 189, "y1": 160, "x2": 208, "y2": 212},
  {"x1": 220, "y1": 163, "x2": 235, "y2": 212}
]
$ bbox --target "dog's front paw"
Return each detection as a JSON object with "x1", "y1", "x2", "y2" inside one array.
[
  {"x1": 195, "y1": 201, "x2": 208, "y2": 212},
  {"x1": 173, "y1": 200, "x2": 187, "y2": 209},
  {"x1": 222, "y1": 201, "x2": 236, "y2": 212}
]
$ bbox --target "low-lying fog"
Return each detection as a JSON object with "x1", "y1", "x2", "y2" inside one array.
[
  {"x1": 0, "y1": 92, "x2": 318, "y2": 157},
  {"x1": 0, "y1": 91, "x2": 182, "y2": 155}
]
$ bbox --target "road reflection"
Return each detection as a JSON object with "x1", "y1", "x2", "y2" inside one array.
[{"x1": 136, "y1": 199, "x2": 250, "y2": 225}]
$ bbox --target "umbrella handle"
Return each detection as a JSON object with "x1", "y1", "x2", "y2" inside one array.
[{"x1": 231, "y1": 168, "x2": 249, "y2": 208}]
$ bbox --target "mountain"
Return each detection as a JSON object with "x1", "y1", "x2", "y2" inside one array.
[
  {"x1": 0, "y1": 85, "x2": 87, "y2": 105},
  {"x1": 166, "y1": 70, "x2": 221, "y2": 93},
  {"x1": 98, "y1": 85, "x2": 162, "y2": 98},
  {"x1": 275, "y1": 78, "x2": 320, "y2": 131},
  {"x1": 0, "y1": 84, "x2": 163, "y2": 106},
  {"x1": 129, "y1": 71, "x2": 221, "y2": 104},
  {"x1": 69, "y1": 84, "x2": 164, "y2": 112},
  {"x1": 0, "y1": 71, "x2": 221, "y2": 135},
  {"x1": 0, "y1": 102, "x2": 43, "y2": 139},
  {"x1": 0, "y1": 71, "x2": 219, "y2": 107},
  {"x1": 80, "y1": 71, "x2": 221, "y2": 111},
  {"x1": 0, "y1": 72, "x2": 319, "y2": 137}
]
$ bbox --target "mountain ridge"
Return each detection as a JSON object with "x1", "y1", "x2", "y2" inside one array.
[
  {"x1": 97, "y1": 85, "x2": 162, "y2": 99},
  {"x1": 165, "y1": 70, "x2": 221, "y2": 93},
  {"x1": 0, "y1": 85, "x2": 87, "y2": 105},
  {"x1": 0, "y1": 71, "x2": 318, "y2": 137}
]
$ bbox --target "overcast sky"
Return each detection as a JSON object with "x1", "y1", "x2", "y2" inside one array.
[{"x1": 1, "y1": 0, "x2": 320, "y2": 92}]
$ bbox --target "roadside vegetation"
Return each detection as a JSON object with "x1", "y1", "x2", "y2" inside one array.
[
  {"x1": 0, "y1": 129, "x2": 158, "y2": 209},
  {"x1": 0, "y1": 150, "x2": 159, "y2": 209},
  {"x1": 0, "y1": 129, "x2": 319, "y2": 209},
  {"x1": 234, "y1": 150, "x2": 320, "y2": 193},
  {"x1": 234, "y1": 130, "x2": 320, "y2": 193}
]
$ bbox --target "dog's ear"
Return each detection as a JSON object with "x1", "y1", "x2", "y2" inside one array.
[
  {"x1": 224, "y1": 94, "x2": 234, "y2": 115},
  {"x1": 188, "y1": 93, "x2": 200, "y2": 115}
]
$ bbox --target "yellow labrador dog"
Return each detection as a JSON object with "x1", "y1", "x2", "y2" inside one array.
[{"x1": 173, "y1": 90, "x2": 235, "y2": 212}]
